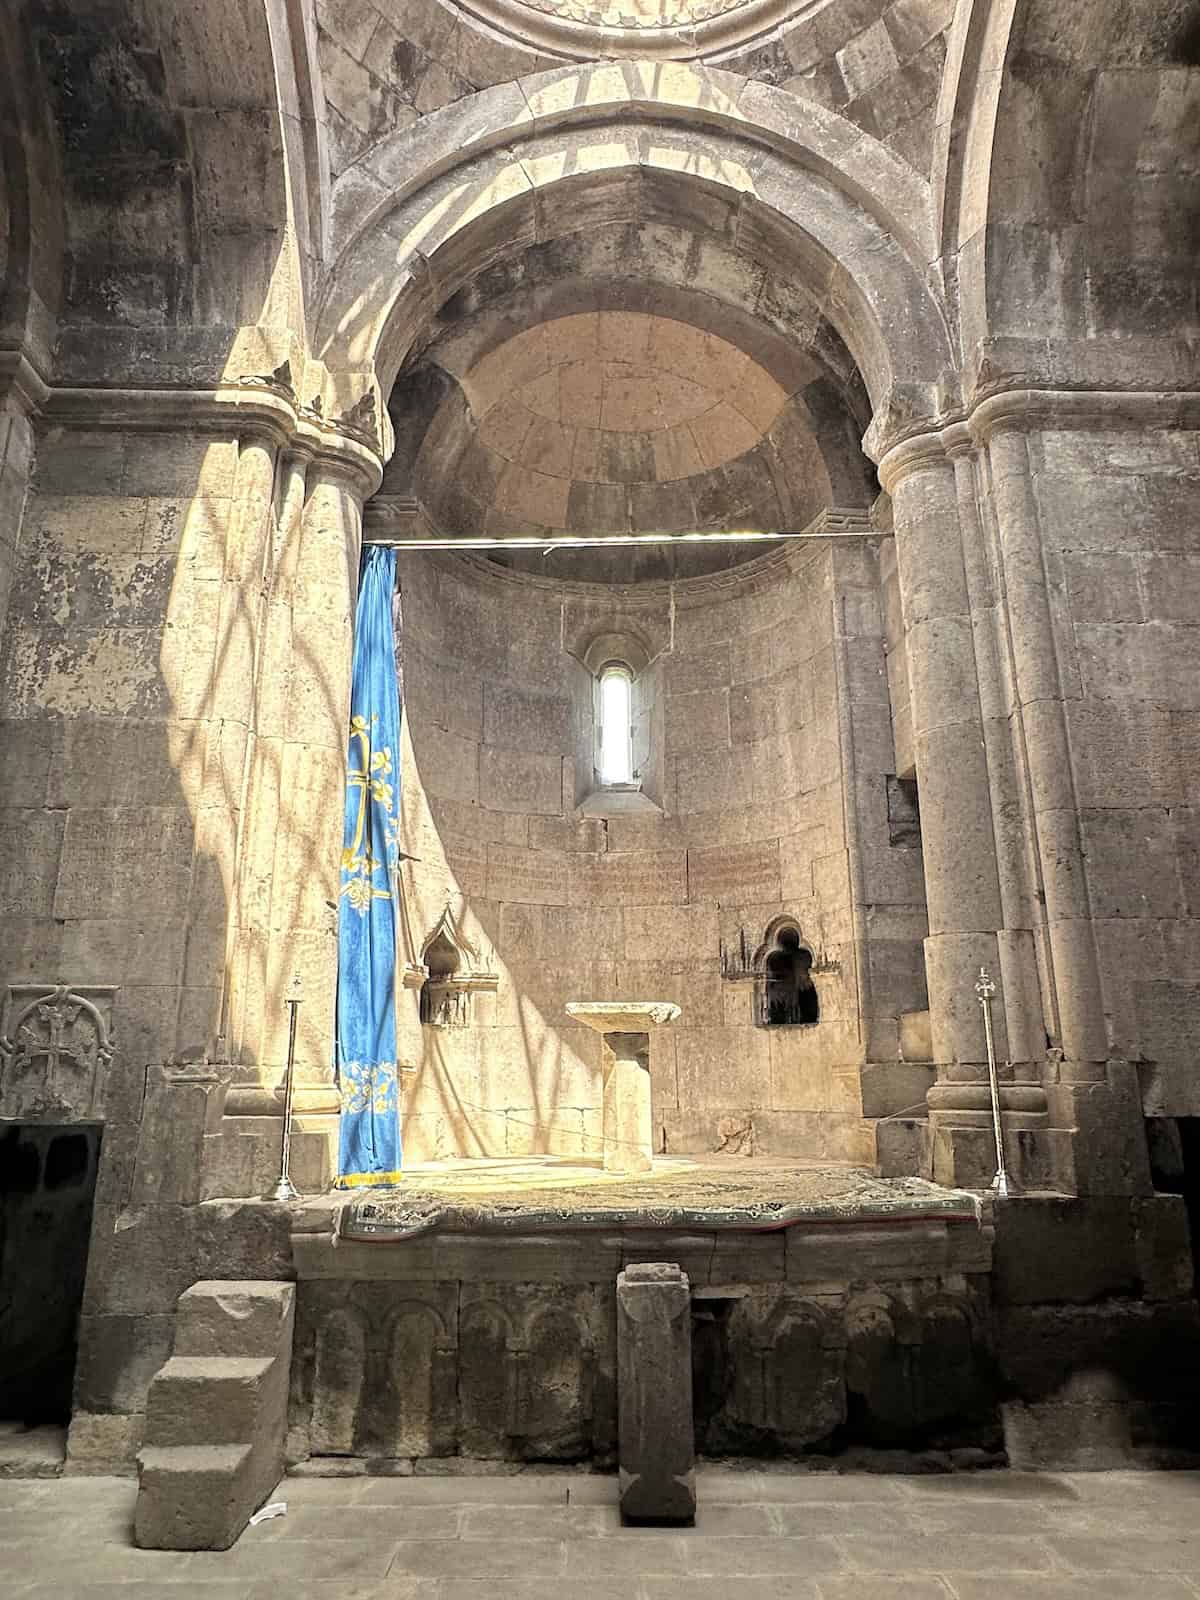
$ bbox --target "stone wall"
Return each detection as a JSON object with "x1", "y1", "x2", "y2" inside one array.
[
  {"x1": 0, "y1": 416, "x2": 363, "y2": 1468},
  {"x1": 1016, "y1": 425, "x2": 1200, "y2": 1122},
  {"x1": 393, "y1": 535, "x2": 927, "y2": 1163}
]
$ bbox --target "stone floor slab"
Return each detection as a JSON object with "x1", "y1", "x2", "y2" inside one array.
[
  {"x1": 946, "y1": 1580, "x2": 1200, "y2": 1600},
  {"x1": 774, "y1": 1503, "x2": 910, "y2": 1536},
  {"x1": 8, "y1": 1466, "x2": 1200, "y2": 1597},
  {"x1": 186, "y1": 1539, "x2": 399, "y2": 1581},
  {"x1": 0, "y1": 1426, "x2": 66, "y2": 1480},
  {"x1": 359, "y1": 1476, "x2": 570, "y2": 1506},
  {"x1": 255, "y1": 1504, "x2": 461, "y2": 1541},
  {"x1": 816, "y1": 1582, "x2": 959, "y2": 1600},
  {"x1": 1048, "y1": 1535, "x2": 1200, "y2": 1572},
  {"x1": 388, "y1": 1538, "x2": 566, "y2": 1579},
  {"x1": 642, "y1": 1581, "x2": 821, "y2": 1600},
  {"x1": 563, "y1": 1532, "x2": 686, "y2": 1575},
  {"x1": 839, "y1": 1534, "x2": 1055, "y2": 1574},
  {"x1": 439, "y1": 1583, "x2": 634, "y2": 1600},
  {"x1": 894, "y1": 1471, "x2": 1079, "y2": 1501},
  {"x1": 752, "y1": 1472, "x2": 910, "y2": 1502},
  {"x1": 681, "y1": 1534, "x2": 847, "y2": 1576}
]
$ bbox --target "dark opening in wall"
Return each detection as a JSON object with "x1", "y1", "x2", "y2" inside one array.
[
  {"x1": 1149, "y1": 1117, "x2": 1200, "y2": 1289},
  {"x1": 419, "y1": 929, "x2": 461, "y2": 1027},
  {"x1": 763, "y1": 928, "x2": 819, "y2": 1027},
  {"x1": 887, "y1": 775, "x2": 922, "y2": 848},
  {"x1": 0, "y1": 1123, "x2": 101, "y2": 1425}
]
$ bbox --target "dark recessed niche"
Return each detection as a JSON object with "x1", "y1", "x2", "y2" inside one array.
[{"x1": 763, "y1": 927, "x2": 819, "y2": 1027}]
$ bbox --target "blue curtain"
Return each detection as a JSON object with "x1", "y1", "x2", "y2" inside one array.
[{"x1": 335, "y1": 545, "x2": 403, "y2": 1187}]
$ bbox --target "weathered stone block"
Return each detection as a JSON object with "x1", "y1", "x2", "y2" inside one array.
[
  {"x1": 616, "y1": 1263, "x2": 695, "y2": 1524},
  {"x1": 74, "y1": 1314, "x2": 176, "y2": 1415},
  {"x1": 135, "y1": 1280, "x2": 295, "y2": 1550},
  {"x1": 65, "y1": 1410, "x2": 143, "y2": 1476}
]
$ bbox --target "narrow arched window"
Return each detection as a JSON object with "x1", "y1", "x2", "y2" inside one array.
[{"x1": 597, "y1": 664, "x2": 634, "y2": 786}]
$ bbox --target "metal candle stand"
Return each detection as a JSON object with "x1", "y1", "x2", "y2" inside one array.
[
  {"x1": 264, "y1": 974, "x2": 304, "y2": 1203},
  {"x1": 974, "y1": 966, "x2": 1012, "y2": 1198}
]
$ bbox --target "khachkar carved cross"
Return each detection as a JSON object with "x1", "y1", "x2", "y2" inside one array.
[{"x1": 0, "y1": 986, "x2": 114, "y2": 1116}]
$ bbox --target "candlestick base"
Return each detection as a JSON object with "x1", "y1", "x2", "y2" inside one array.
[{"x1": 264, "y1": 1174, "x2": 302, "y2": 1203}]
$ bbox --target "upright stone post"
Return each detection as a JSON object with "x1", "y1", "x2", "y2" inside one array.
[
  {"x1": 565, "y1": 1002, "x2": 680, "y2": 1174},
  {"x1": 616, "y1": 1263, "x2": 695, "y2": 1525}
]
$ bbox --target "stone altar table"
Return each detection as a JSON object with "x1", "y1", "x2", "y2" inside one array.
[{"x1": 565, "y1": 1001, "x2": 681, "y2": 1175}]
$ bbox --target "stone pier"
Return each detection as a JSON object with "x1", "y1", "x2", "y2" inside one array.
[
  {"x1": 566, "y1": 1003, "x2": 681, "y2": 1174},
  {"x1": 616, "y1": 1263, "x2": 696, "y2": 1525}
]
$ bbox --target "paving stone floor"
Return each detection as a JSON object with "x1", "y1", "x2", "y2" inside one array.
[{"x1": 2, "y1": 1465, "x2": 1200, "y2": 1598}]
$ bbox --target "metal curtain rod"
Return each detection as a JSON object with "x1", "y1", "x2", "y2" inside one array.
[{"x1": 360, "y1": 527, "x2": 882, "y2": 553}]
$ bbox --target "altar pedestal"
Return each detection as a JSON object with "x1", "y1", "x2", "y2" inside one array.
[{"x1": 566, "y1": 1002, "x2": 681, "y2": 1175}]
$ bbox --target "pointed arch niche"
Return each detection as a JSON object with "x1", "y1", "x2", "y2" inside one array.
[
  {"x1": 404, "y1": 910, "x2": 498, "y2": 1030},
  {"x1": 720, "y1": 917, "x2": 822, "y2": 1030}
]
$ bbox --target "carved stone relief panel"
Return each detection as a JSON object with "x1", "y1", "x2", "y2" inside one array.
[
  {"x1": 0, "y1": 985, "x2": 117, "y2": 1120},
  {"x1": 291, "y1": 1279, "x2": 615, "y2": 1465}
]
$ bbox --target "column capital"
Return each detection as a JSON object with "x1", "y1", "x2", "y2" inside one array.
[
  {"x1": 876, "y1": 428, "x2": 955, "y2": 494},
  {"x1": 0, "y1": 344, "x2": 50, "y2": 418},
  {"x1": 30, "y1": 379, "x2": 384, "y2": 497},
  {"x1": 969, "y1": 386, "x2": 1200, "y2": 447}
]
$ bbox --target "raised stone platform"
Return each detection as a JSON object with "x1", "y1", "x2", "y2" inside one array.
[
  {"x1": 296, "y1": 1156, "x2": 982, "y2": 1244},
  {"x1": 285, "y1": 1159, "x2": 997, "y2": 1467}
]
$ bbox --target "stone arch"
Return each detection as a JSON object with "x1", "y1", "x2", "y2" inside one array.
[
  {"x1": 459, "y1": 1299, "x2": 519, "y2": 1456},
  {"x1": 381, "y1": 1301, "x2": 456, "y2": 1457},
  {"x1": 936, "y1": 0, "x2": 1200, "y2": 388},
  {"x1": 520, "y1": 1302, "x2": 592, "y2": 1458},
  {"x1": 0, "y1": 13, "x2": 64, "y2": 377},
  {"x1": 314, "y1": 64, "x2": 954, "y2": 451},
  {"x1": 310, "y1": 1306, "x2": 367, "y2": 1455},
  {"x1": 760, "y1": 1296, "x2": 845, "y2": 1444}
]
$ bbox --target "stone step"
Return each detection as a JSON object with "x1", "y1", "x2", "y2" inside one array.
[
  {"x1": 143, "y1": 1355, "x2": 279, "y2": 1448},
  {"x1": 135, "y1": 1281, "x2": 295, "y2": 1551},
  {"x1": 174, "y1": 1280, "x2": 296, "y2": 1359},
  {"x1": 135, "y1": 1443, "x2": 257, "y2": 1551}
]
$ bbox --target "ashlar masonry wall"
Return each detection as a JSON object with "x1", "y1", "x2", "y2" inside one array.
[
  {"x1": 392, "y1": 537, "x2": 928, "y2": 1163},
  {"x1": 1015, "y1": 425, "x2": 1200, "y2": 1123}
]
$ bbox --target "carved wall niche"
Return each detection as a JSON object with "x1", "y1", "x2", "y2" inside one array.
[
  {"x1": 0, "y1": 985, "x2": 117, "y2": 1120},
  {"x1": 404, "y1": 910, "x2": 498, "y2": 1030},
  {"x1": 720, "y1": 916, "x2": 828, "y2": 1029}
]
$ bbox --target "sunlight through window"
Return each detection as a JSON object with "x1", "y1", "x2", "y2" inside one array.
[{"x1": 598, "y1": 665, "x2": 633, "y2": 785}]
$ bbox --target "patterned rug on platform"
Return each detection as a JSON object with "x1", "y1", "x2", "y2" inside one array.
[{"x1": 338, "y1": 1160, "x2": 981, "y2": 1241}]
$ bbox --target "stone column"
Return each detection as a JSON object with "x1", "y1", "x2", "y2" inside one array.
[
  {"x1": 984, "y1": 421, "x2": 1147, "y2": 1195},
  {"x1": 985, "y1": 425, "x2": 1108, "y2": 1079},
  {"x1": 565, "y1": 1002, "x2": 680, "y2": 1174},
  {"x1": 616, "y1": 1263, "x2": 695, "y2": 1525},
  {"x1": 0, "y1": 398, "x2": 35, "y2": 657},
  {"x1": 880, "y1": 440, "x2": 1045, "y2": 1185},
  {"x1": 947, "y1": 430, "x2": 1048, "y2": 1080}
]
